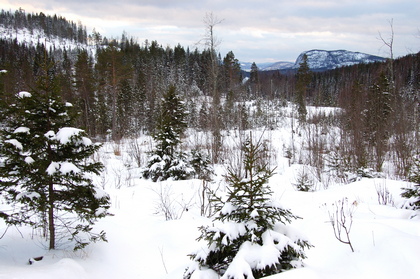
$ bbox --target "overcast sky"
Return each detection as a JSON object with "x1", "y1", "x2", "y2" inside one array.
[{"x1": 1, "y1": 0, "x2": 419, "y2": 63}]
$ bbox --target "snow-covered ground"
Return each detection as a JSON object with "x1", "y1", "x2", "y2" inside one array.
[{"x1": 1, "y1": 107, "x2": 419, "y2": 279}]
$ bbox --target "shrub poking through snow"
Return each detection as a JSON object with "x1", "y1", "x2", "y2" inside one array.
[
  {"x1": 184, "y1": 135, "x2": 311, "y2": 279},
  {"x1": 325, "y1": 198, "x2": 356, "y2": 252}
]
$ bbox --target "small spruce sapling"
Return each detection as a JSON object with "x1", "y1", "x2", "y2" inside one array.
[
  {"x1": 184, "y1": 135, "x2": 311, "y2": 279},
  {"x1": 402, "y1": 154, "x2": 420, "y2": 211}
]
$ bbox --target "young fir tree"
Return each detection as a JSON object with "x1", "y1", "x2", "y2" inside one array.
[
  {"x1": 142, "y1": 85, "x2": 193, "y2": 182},
  {"x1": 184, "y1": 136, "x2": 311, "y2": 279},
  {"x1": 0, "y1": 61, "x2": 110, "y2": 250},
  {"x1": 402, "y1": 155, "x2": 420, "y2": 210}
]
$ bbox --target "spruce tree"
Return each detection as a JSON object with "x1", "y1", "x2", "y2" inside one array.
[
  {"x1": 0, "y1": 61, "x2": 110, "y2": 250},
  {"x1": 364, "y1": 72, "x2": 393, "y2": 172},
  {"x1": 184, "y1": 136, "x2": 311, "y2": 279},
  {"x1": 295, "y1": 54, "x2": 311, "y2": 123},
  {"x1": 402, "y1": 155, "x2": 420, "y2": 210},
  {"x1": 142, "y1": 85, "x2": 192, "y2": 182}
]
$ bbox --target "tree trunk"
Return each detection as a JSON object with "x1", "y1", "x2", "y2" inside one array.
[{"x1": 48, "y1": 181, "x2": 55, "y2": 250}]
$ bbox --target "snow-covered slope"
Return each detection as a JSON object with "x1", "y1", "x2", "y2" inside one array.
[
  {"x1": 0, "y1": 25, "x2": 95, "y2": 55},
  {"x1": 293, "y1": 49, "x2": 386, "y2": 71}
]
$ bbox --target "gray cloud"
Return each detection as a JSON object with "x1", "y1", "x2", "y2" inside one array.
[{"x1": 1, "y1": 0, "x2": 419, "y2": 62}]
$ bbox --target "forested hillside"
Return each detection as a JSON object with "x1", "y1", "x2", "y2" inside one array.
[{"x1": 0, "y1": 9, "x2": 419, "y2": 178}]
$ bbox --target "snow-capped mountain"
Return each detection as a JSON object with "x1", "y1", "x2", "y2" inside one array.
[
  {"x1": 241, "y1": 49, "x2": 385, "y2": 72},
  {"x1": 293, "y1": 49, "x2": 386, "y2": 71}
]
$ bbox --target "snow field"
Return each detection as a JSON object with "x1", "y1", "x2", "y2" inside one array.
[{"x1": 1, "y1": 107, "x2": 419, "y2": 278}]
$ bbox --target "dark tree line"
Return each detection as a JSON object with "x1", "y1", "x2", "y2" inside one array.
[{"x1": 0, "y1": 31, "x2": 246, "y2": 142}]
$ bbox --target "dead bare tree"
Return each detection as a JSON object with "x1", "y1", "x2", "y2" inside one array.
[
  {"x1": 199, "y1": 12, "x2": 224, "y2": 163},
  {"x1": 378, "y1": 19, "x2": 395, "y2": 85}
]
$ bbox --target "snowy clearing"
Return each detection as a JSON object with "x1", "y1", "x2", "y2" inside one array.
[{"x1": 1, "y1": 120, "x2": 419, "y2": 279}]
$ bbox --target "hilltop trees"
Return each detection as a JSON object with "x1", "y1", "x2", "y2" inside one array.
[
  {"x1": 0, "y1": 61, "x2": 110, "y2": 250},
  {"x1": 0, "y1": 9, "x2": 87, "y2": 44}
]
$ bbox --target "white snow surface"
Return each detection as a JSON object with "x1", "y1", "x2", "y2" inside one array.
[{"x1": 1, "y1": 106, "x2": 419, "y2": 279}]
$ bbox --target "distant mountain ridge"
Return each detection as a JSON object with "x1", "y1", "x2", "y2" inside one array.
[
  {"x1": 241, "y1": 49, "x2": 386, "y2": 72},
  {"x1": 293, "y1": 49, "x2": 386, "y2": 71}
]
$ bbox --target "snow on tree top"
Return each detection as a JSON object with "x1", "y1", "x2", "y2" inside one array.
[
  {"x1": 46, "y1": 161, "x2": 81, "y2": 175},
  {"x1": 94, "y1": 187, "x2": 110, "y2": 200},
  {"x1": 4, "y1": 139, "x2": 23, "y2": 150},
  {"x1": 55, "y1": 127, "x2": 92, "y2": 145},
  {"x1": 17, "y1": 91, "x2": 31, "y2": 98},
  {"x1": 221, "y1": 202, "x2": 237, "y2": 215},
  {"x1": 24, "y1": 156, "x2": 34, "y2": 164},
  {"x1": 13, "y1": 127, "x2": 30, "y2": 134}
]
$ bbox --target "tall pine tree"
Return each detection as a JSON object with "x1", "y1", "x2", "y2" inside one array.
[{"x1": 295, "y1": 54, "x2": 311, "y2": 123}]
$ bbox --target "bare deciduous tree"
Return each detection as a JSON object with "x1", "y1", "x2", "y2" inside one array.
[
  {"x1": 199, "y1": 12, "x2": 224, "y2": 163},
  {"x1": 326, "y1": 198, "x2": 356, "y2": 252}
]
